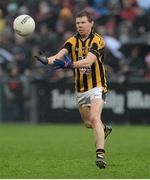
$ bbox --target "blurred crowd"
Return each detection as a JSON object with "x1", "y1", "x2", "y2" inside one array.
[
  {"x1": 0, "y1": 0, "x2": 150, "y2": 84},
  {"x1": 0, "y1": 0, "x2": 150, "y2": 121}
]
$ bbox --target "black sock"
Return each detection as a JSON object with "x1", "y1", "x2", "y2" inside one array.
[{"x1": 96, "y1": 149, "x2": 105, "y2": 156}]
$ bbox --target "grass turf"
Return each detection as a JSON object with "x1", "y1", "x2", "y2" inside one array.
[{"x1": 0, "y1": 124, "x2": 150, "y2": 178}]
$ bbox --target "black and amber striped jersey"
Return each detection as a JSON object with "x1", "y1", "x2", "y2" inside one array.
[{"x1": 63, "y1": 31, "x2": 107, "y2": 93}]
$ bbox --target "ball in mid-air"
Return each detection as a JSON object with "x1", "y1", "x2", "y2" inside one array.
[{"x1": 13, "y1": 14, "x2": 35, "y2": 36}]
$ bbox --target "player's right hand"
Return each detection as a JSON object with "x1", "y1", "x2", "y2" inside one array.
[{"x1": 34, "y1": 52, "x2": 48, "y2": 65}]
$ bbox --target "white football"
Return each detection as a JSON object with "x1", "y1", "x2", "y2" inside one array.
[{"x1": 13, "y1": 14, "x2": 35, "y2": 36}]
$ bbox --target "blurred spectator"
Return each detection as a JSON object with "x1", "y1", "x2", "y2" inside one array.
[
  {"x1": 18, "y1": 5, "x2": 29, "y2": 15},
  {"x1": 104, "y1": 35, "x2": 124, "y2": 60},
  {"x1": 62, "y1": 0, "x2": 73, "y2": 9},
  {"x1": 36, "y1": 1, "x2": 51, "y2": 26},
  {"x1": 11, "y1": 47, "x2": 29, "y2": 73},
  {"x1": 6, "y1": 2, "x2": 18, "y2": 29},
  {"x1": 7, "y1": 2, "x2": 18, "y2": 15},
  {"x1": 106, "y1": 0, "x2": 121, "y2": 15},
  {"x1": 56, "y1": 7, "x2": 73, "y2": 34},
  {"x1": 120, "y1": 0, "x2": 137, "y2": 22},
  {"x1": 137, "y1": 0, "x2": 150, "y2": 11},
  {"x1": 118, "y1": 21, "x2": 133, "y2": 43},
  {"x1": 0, "y1": 9, "x2": 6, "y2": 32},
  {"x1": 121, "y1": 46, "x2": 145, "y2": 79},
  {"x1": 4, "y1": 65, "x2": 30, "y2": 122},
  {"x1": 133, "y1": 7, "x2": 150, "y2": 36},
  {"x1": 144, "y1": 52, "x2": 150, "y2": 80},
  {"x1": 92, "y1": 0, "x2": 109, "y2": 16}
]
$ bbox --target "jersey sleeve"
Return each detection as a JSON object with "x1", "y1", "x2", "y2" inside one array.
[
  {"x1": 62, "y1": 39, "x2": 72, "y2": 53},
  {"x1": 89, "y1": 38, "x2": 105, "y2": 58}
]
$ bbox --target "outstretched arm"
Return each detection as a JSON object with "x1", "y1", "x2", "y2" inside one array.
[
  {"x1": 34, "y1": 48, "x2": 68, "y2": 65},
  {"x1": 47, "y1": 48, "x2": 68, "y2": 65}
]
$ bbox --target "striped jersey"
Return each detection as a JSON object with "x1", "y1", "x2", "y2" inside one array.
[{"x1": 63, "y1": 31, "x2": 107, "y2": 93}]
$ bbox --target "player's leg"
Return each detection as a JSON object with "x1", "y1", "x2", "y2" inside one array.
[
  {"x1": 90, "y1": 98, "x2": 106, "y2": 168},
  {"x1": 76, "y1": 91, "x2": 92, "y2": 128},
  {"x1": 76, "y1": 89, "x2": 112, "y2": 139},
  {"x1": 79, "y1": 106, "x2": 92, "y2": 128},
  {"x1": 78, "y1": 105, "x2": 112, "y2": 138}
]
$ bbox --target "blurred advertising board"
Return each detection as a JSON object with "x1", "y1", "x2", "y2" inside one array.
[{"x1": 33, "y1": 80, "x2": 150, "y2": 124}]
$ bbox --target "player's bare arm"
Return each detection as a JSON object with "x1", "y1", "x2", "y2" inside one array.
[
  {"x1": 52, "y1": 51, "x2": 97, "y2": 69},
  {"x1": 73, "y1": 52, "x2": 96, "y2": 68},
  {"x1": 48, "y1": 48, "x2": 68, "y2": 65}
]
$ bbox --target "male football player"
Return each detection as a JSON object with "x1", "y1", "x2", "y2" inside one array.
[{"x1": 35, "y1": 10, "x2": 112, "y2": 168}]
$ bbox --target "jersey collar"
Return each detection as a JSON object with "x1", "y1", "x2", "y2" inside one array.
[{"x1": 75, "y1": 30, "x2": 94, "y2": 40}]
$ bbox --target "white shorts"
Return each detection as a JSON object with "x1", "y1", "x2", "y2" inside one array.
[{"x1": 76, "y1": 87, "x2": 106, "y2": 107}]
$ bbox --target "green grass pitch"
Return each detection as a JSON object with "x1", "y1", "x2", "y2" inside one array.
[{"x1": 0, "y1": 124, "x2": 150, "y2": 178}]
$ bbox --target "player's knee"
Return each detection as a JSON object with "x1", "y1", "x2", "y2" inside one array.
[
  {"x1": 90, "y1": 114, "x2": 97, "y2": 122},
  {"x1": 83, "y1": 120, "x2": 92, "y2": 128},
  {"x1": 90, "y1": 115, "x2": 100, "y2": 127},
  {"x1": 84, "y1": 123, "x2": 92, "y2": 128}
]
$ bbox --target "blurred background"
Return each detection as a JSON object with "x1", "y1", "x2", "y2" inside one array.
[{"x1": 0, "y1": 0, "x2": 150, "y2": 124}]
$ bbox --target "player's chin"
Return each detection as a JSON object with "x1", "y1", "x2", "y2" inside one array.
[{"x1": 78, "y1": 31, "x2": 85, "y2": 36}]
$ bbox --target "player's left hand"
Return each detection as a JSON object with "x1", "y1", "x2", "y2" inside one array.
[{"x1": 53, "y1": 55, "x2": 73, "y2": 69}]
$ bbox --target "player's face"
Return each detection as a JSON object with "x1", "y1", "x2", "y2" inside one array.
[{"x1": 76, "y1": 16, "x2": 93, "y2": 37}]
